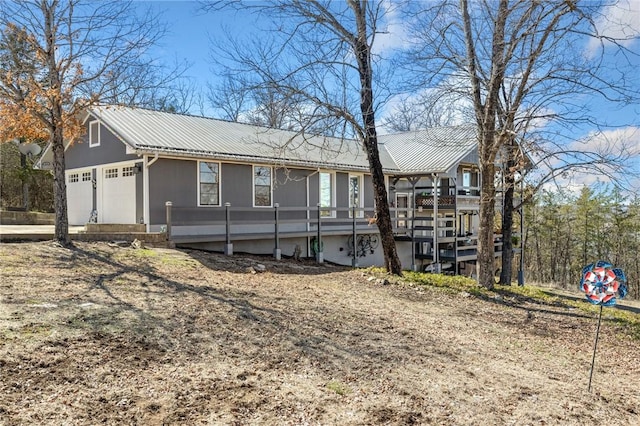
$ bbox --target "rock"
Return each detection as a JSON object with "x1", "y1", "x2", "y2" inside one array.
[
  {"x1": 254, "y1": 264, "x2": 266, "y2": 273},
  {"x1": 131, "y1": 239, "x2": 144, "y2": 249}
]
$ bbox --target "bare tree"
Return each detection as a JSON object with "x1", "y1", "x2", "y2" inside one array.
[
  {"x1": 0, "y1": 0, "x2": 179, "y2": 245},
  {"x1": 404, "y1": 0, "x2": 640, "y2": 288},
  {"x1": 381, "y1": 86, "x2": 473, "y2": 132},
  {"x1": 204, "y1": 0, "x2": 403, "y2": 274}
]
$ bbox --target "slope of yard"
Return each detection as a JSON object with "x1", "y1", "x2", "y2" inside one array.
[{"x1": 0, "y1": 241, "x2": 638, "y2": 425}]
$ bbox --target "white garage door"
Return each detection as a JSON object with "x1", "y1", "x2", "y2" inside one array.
[
  {"x1": 100, "y1": 164, "x2": 136, "y2": 224},
  {"x1": 66, "y1": 170, "x2": 93, "y2": 225}
]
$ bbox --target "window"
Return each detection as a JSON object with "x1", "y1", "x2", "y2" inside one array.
[
  {"x1": 105, "y1": 168, "x2": 118, "y2": 179},
  {"x1": 122, "y1": 166, "x2": 135, "y2": 177},
  {"x1": 199, "y1": 161, "x2": 220, "y2": 206},
  {"x1": 463, "y1": 169, "x2": 471, "y2": 188},
  {"x1": 89, "y1": 121, "x2": 100, "y2": 147},
  {"x1": 68, "y1": 173, "x2": 79, "y2": 183},
  {"x1": 82, "y1": 172, "x2": 92, "y2": 181},
  {"x1": 319, "y1": 172, "x2": 334, "y2": 217},
  {"x1": 349, "y1": 174, "x2": 364, "y2": 218},
  {"x1": 253, "y1": 166, "x2": 272, "y2": 207}
]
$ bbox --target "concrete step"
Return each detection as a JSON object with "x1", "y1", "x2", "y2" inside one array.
[{"x1": 83, "y1": 223, "x2": 146, "y2": 233}]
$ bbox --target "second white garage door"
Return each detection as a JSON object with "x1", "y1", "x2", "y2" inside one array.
[{"x1": 100, "y1": 164, "x2": 136, "y2": 224}]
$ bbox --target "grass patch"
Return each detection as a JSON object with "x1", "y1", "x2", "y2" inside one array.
[
  {"x1": 402, "y1": 270, "x2": 487, "y2": 296},
  {"x1": 326, "y1": 381, "x2": 350, "y2": 396},
  {"x1": 398, "y1": 270, "x2": 640, "y2": 340}
]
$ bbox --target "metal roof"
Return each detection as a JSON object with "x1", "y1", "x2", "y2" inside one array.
[
  {"x1": 90, "y1": 106, "x2": 377, "y2": 172},
  {"x1": 37, "y1": 105, "x2": 478, "y2": 173},
  {"x1": 378, "y1": 126, "x2": 478, "y2": 175}
]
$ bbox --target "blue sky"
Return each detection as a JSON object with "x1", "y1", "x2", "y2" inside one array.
[
  {"x1": 147, "y1": 1, "x2": 639, "y2": 123},
  {"x1": 141, "y1": 0, "x2": 639, "y2": 192}
]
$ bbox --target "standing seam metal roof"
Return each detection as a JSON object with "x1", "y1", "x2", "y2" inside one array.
[{"x1": 88, "y1": 106, "x2": 477, "y2": 174}]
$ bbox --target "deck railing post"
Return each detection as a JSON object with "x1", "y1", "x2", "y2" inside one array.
[
  {"x1": 316, "y1": 203, "x2": 323, "y2": 263},
  {"x1": 352, "y1": 204, "x2": 358, "y2": 267},
  {"x1": 224, "y1": 202, "x2": 233, "y2": 255},
  {"x1": 165, "y1": 201, "x2": 173, "y2": 245},
  {"x1": 273, "y1": 203, "x2": 281, "y2": 260}
]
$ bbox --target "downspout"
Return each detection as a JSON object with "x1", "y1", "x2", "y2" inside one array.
[{"x1": 142, "y1": 153, "x2": 159, "y2": 232}]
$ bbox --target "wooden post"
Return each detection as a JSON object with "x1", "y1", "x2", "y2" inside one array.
[
  {"x1": 433, "y1": 174, "x2": 440, "y2": 273},
  {"x1": 165, "y1": 201, "x2": 172, "y2": 242},
  {"x1": 316, "y1": 203, "x2": 323, "y2": 263},
  {"x1": 352, "y1": 204, "x2": 358, "y2": 267},
  {"x1": 224, "y1": 202, "x2": 233, "y2": 255},
  {"x1": 273, "y1": 203, "x2": 281, "y2": 260}
]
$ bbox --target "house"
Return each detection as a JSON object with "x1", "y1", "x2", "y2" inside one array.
[{"x1": 37, "y1": 105, "x2": 495, "y2": 273}]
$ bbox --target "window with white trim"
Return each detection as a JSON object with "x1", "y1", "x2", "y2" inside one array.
[
  {"x1": 319, "y1": 171, "x2": 334, "y2": 217},
  {"x1": 105, "y1": 168, "x2": 118, "y2": 179},
  {"x1": 82, "y1": 171, "x2": 91, "y2": 181},
  {"x1": 253, "y1": 166, "x2": 272, "y2": 207},
  {"x1": 199, "y1": 161, "x2": 220, "y2": 206},
  {"x1": 349, "y1": 174, "x2": 364, "y2": 218},
  {"x1": 68, "y1": 173, "x2": 79, "y2": 183},
  {"x1": 122, "y1": 166, "x2": 135, "y2": 177},
  {"x1": 89, "y1": 121, "x2": 100, "y2": 147}
]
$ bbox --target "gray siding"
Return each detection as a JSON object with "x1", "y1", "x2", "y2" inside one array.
[
  {"x1": 364, "y1": 175, "x2": 374, "y2": 208},
  {"x1": 150, "y1": 159, "x2": 376, "y2": 227},
  {"x1": 66, "y1": 120, "x2": 138, "y2": 169},
  {"x1": 336, "y1": 172, "x2": 349, "y2": 219},
  {"x1": 221, "y1": 163, "x2": 252, "y2": 207},
  {"x1": 274, "y1": 169, "x2": 310, "y2": 220},
  {"x1": 149, "y1": 159, "x2": 198, "y2": 224},
  {"x1": 308, "y1": 173, "x2": 319, "y2": 207}
]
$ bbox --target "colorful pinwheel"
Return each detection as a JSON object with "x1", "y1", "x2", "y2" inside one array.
[
  {"x1": 579, "y1": 260, "x2": 628, "y2": 306},
  {"x1": 580, "y1": 260, "x2": 629, "y2": 392}
]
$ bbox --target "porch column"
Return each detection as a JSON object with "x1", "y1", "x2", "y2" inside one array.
[
  {"x1": 433, "y1": 174, "x2": 439, "y2": 273},
  {"x1": 316, "y1": 203, "x2": 324, "y2": 263},
  {"x1": 224, "y1": 202, "x2": 233, "y2": 255},
  {"x1": 273, "y1": 203, "x2": 281, "y2": 260},
  {"x1": 164, "y1": 201, "x2": 173, "y2": 246}
]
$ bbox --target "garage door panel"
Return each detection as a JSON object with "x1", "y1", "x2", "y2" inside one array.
[
  {"x1": 100, "y1": 165, "x2": 136, "y2": 224},
  {"x1": 66, "y1": 170, "x2": 93, "y2": 225}
]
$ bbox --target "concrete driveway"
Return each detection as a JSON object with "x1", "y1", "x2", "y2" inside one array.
[{"x1": 0, "y1": 224, "x2": 86, "y2": 241}]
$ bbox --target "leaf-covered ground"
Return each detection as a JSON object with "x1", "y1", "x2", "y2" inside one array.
[{"x1": 0, "y1": 241, "x2": 638, "y2": 425}]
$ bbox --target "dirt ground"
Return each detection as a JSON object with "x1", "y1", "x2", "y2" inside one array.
[{"x1": 0, "y1": 241, "x2": 638, "y2": 425}]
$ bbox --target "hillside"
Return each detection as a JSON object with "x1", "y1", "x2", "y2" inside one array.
[{"x1": 0, "y1": 241, "x2": 638, "y2": 425}]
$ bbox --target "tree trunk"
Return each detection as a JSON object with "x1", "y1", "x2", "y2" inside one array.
[
  {"x1": 499, "y1": 175, "x2": 514, "y2": 285},
  {"x1": 45, "y1": 4, "x2": 70, "y2": 246},
  {"x1": 51, "y1": 124, "x2": 70, "y2": 245},
  {"x1": 477, "y1": 161, "x2": 496, "y2": 289},
  {"x1": 352, "y1": 1, "x2": 401, "y2": 275}
]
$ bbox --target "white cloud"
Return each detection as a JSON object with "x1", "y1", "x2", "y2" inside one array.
[
  {"x1": 572, "y1": 126, "x2": 640, "y2": 156},
  {"x1": 545, "y1": 126, "x2": 640, "y2": 194},
  {"x1": 372, "y1": 0, "x2": 410, "y2": 55},
  {"x1": 586, "y1": 0, "x2": 640, "y2": 56}
]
